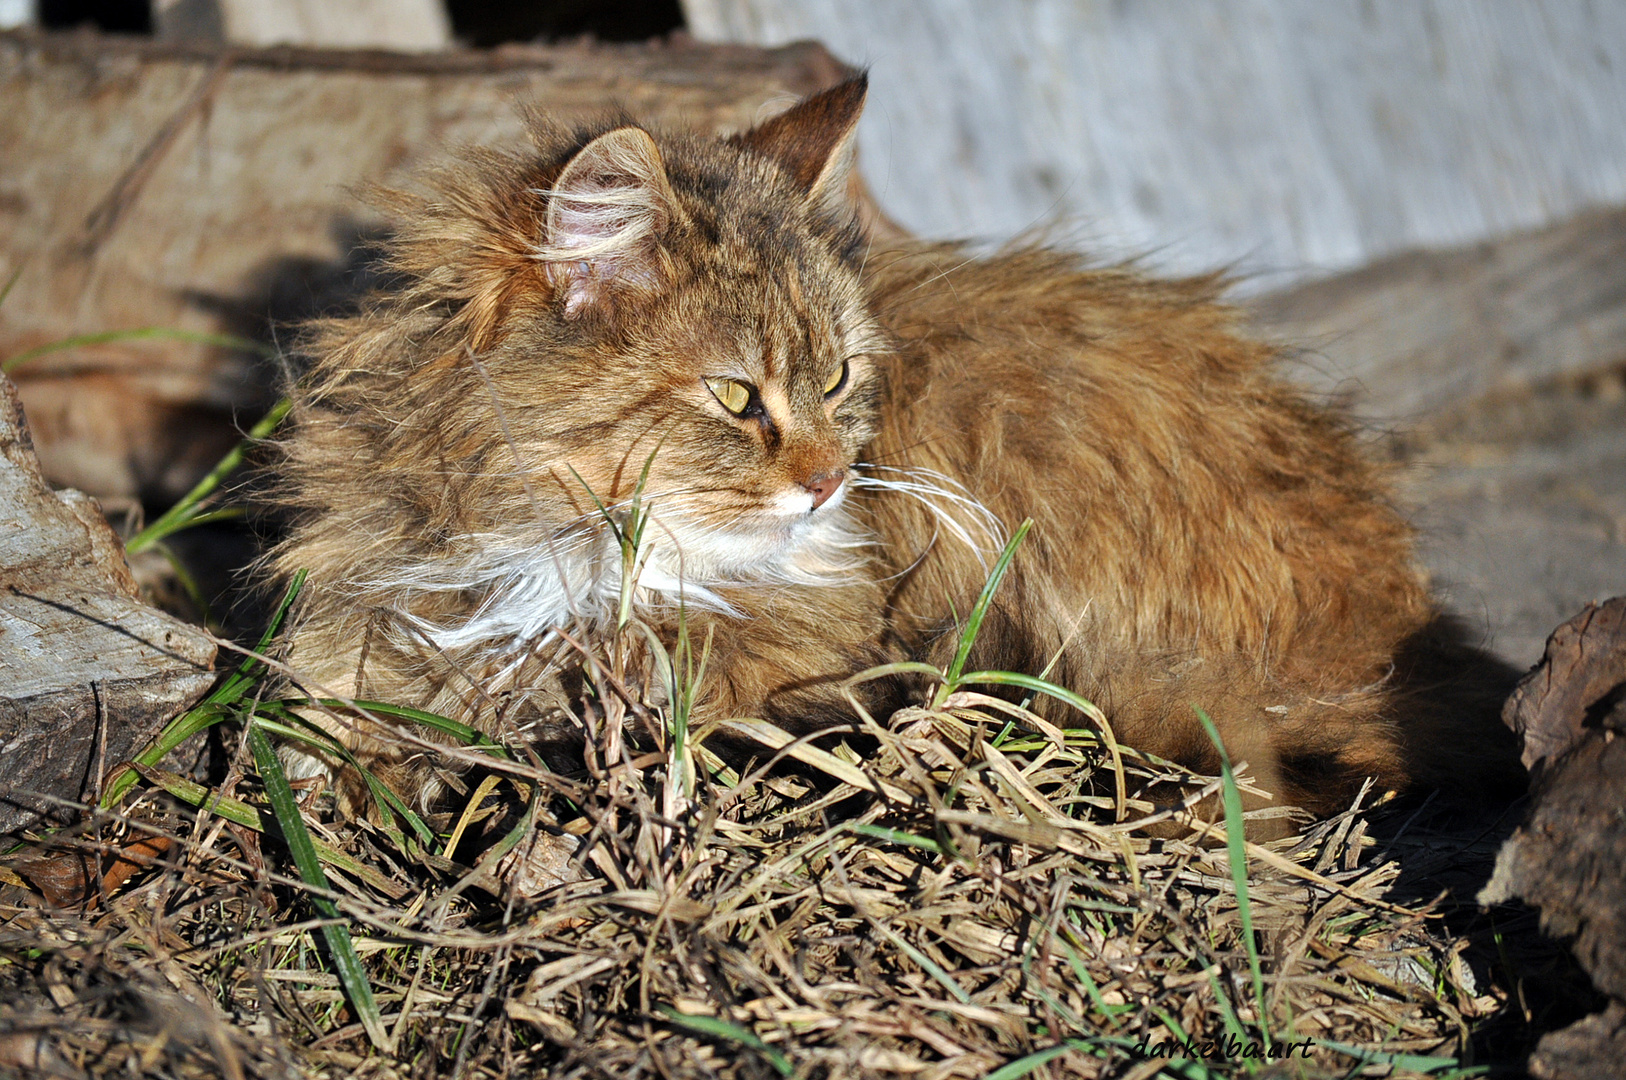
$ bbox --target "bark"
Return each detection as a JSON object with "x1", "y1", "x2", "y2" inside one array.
[
  {"x1": 1481, "y1": 597, "x2": 1626, "y2": 1080},
  {"x1": 0, "y1": 375, "x2": 217, "y2": 835}
]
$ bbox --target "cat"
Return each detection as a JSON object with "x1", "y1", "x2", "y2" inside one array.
[{"x1": 269, "y1": 75, "x2": 1523, "y2": 822}]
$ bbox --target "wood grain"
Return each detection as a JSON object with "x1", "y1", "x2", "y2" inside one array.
[{"x1": 0, "y1": 375, "x2": 217, "y2": 835}]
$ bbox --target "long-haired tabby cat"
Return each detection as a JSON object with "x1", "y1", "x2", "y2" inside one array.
[{"x1": 271, "y1": 76, "x2": 1522, "y2": 821}]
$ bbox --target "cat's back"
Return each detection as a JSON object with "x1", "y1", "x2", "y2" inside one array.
[{"x1": 859, "y1": 242, "x2": 1431, "y2": 683}]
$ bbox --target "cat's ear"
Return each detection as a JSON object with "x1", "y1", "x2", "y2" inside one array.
[
  {"x1": 540, "y1": 126, "x2": 677, "y2": 318},
  {"x1": 732, "y1": 74, "x2": 867, "y2": 213}
]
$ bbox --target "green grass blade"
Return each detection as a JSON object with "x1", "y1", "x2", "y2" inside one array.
[
  {"x1": 1315, "y1": 1041, "x2": 1472, "y2": 1073},
  {"x1": 127, "y1": 397, "x2": 291, "y2": 555},
  {"x1": 1195, "y1": 707, "x2": 1269, "y2": 1046},
  {"x1": 166, "y1": 507, "x2": 247, "y2": 529},
  {"x1": 1149, "y1": 1004, "x2": 1194, "y2": 1046},
  {"x1": 982, "y1": 1040, "x2": 1091, "y2": 1080},
  {"x1": 849, "y1": 823, "x2": 944, "y2": 854},
  {"x1": 106, "y1": 570, "x2": 308, "y2": 806},
  {"x1": 101, "y1": 703, "x2": 232, "y2": 808},
  {"x1": 565, "y1": 464, "x2": 623, "y2": 545},
  {"x1": 937, "y1": 518, "x2": 1032, "y2": 704},
  {"x1": 0, "y1": 266, "x2": 23, "y2": 311},
  {"x1": 4, "y1": 326, "x2": 275, "y2": 374},
  {"x1": 248, "y1": 723, "x2": 387, "y2": 1051},
  {"x1": 135, "y1": 764, "x2": 407, "y2": 899},
  {"x1": 471, "y1": 789, "x2": 538, "y2": 874},
  {"x1": 655, "y1": 1006, "x2": 792, "y2": 1077},
  {"x1": 1146, "y1": 1007, "x2": 1227, "y2": 1080},
  {"x1": 1055, "y1": 931, "x2": 1129, "y2": 1028},
  {"x1": 251, "y1": 707, "x2": 435, "y2": 847},
  {"x1": 105, "y1": 569, "x2": 310, "y2": 809},
  {"x1": 851, "y1": 660, "x2": 959, "y2": 684},
  {"x1": 136, "y1": 764, "x2": 261, "y2": 830},
  {"x1": 871, "y1": 921, "x2": 972, "y2": 1004},
  {"x1": 616, "y1": 453, "x2": 657, "y2": 629},
  {"x1": 954, "y1": 670, "x2": 1104, "y2": 723},
  {"x1": 957, "y1": 668, "x2": 1127, "y2": 815},
  {"x1": 151, "y1": 541, "x2": 213, "y2": 626},
  {"x1": 288, "y1": 698, "x2": 512, "y2": 759},
  {"x1": 1204, "y1": 967, "x2": 1251, "y2": 1058},
  {"x1": 216, "y1": 568, "x2": 306, "y2": 699}
]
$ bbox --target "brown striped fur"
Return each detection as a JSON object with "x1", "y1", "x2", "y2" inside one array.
[{"x1": 269, "y1": 77, "x2": 1522, "y2": 821}]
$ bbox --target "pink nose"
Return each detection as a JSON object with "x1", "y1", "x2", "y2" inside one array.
[{"x1": 804, "y1": 469, "x2": 845, "y2": 510}]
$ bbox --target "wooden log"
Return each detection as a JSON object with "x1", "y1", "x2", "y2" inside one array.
[
  {"x1": 1499, "y1": 598, "x2": 1626, "y2": 775},
  {"x1": 1530, "y1": 1004, "x2": 1626, "y2": 1080},
  {"x1": 0, "y1": 374, "x2": 217, "y2": 836},
  {"x1": 0, "y1": 30, "x2": 859, "y2": 501},
  {"x1": 1250, "y1": 207, "x2": 1626, "y2": 422}
]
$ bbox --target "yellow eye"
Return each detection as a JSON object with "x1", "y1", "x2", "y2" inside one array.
[
  {"x1": 823, "y1": 360, "x2": 849, "y2": 396},
  {"x1": 705, "y1": 377, "x2": 753, "y2": 415}
]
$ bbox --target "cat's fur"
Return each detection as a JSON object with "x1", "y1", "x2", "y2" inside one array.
[{"x1": 270, "y1": 77, "x2": 1522, "y2": 818}]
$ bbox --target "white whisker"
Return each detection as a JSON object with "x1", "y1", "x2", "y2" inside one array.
[{"x1": 849, "y1": 463, "x2": 1005, "y2": 563}]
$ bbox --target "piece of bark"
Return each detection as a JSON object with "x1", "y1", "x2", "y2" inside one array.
[
  {"x1": 1530, "y1": 1002, "x2": 1626, "y2": 1080},
  {"x1": 0, "y1": 375, "x2": 216, "y2": 835},
  {"x1": 8, "y1": 832, "x2": 176, "y2": 907},
  {"x1": 1480, "y1": 598, "x2": 1626, "y2": 1080},
  {"x1": 1251, "y1": 206, "x2": 1626, "y2": 422},
  {"x1": 1480, "y1": 729, "x2": 1626, "y2": 995},
  {"x1": 1501, "y1": 598, "x2": 1626, "y2": 774},
  {"x1": 0, "y1": 30, "x2": 869, "y2": 501}
]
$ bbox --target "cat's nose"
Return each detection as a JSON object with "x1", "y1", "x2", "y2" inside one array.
[{"x1": 803, "y1": 469, "x2": 846, "y2": 510}]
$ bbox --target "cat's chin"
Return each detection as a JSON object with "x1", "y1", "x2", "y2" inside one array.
[{"x1": 644, "y1": 496, "x2": 865, "y2": 588}]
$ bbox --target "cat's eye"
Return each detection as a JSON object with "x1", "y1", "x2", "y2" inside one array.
[
  {"x1": 823, "y1": 360, "x2": 849, "y2": 397},
  {"x1": 706, "y1": 377, "x2": 754, "y2": 415}
]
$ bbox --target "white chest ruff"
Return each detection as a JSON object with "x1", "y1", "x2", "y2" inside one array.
[{"x1": 416, "y1": 499, "x2": 869, "y2": 656}]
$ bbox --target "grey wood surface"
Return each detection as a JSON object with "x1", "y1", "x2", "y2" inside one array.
[
  {"x1": 685, "y1": 0, "x2": 1626, "y2": 290},
  {"x1": 1251, "y1": 206, "x2": 1626, "y2": 421}
]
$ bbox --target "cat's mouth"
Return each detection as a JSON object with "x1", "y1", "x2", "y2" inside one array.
[
  {"x1": 768, "y1": 482, "x2": 847, "y2": 519},
  {"x1": 635, "y1": 485, "x2": 859, "y2": 585}
]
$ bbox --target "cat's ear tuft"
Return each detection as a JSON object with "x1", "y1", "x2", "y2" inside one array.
[
  {"x1": 732, "y1": 74, "x2": 867, "y2": 214},
  {"x1": 539, "y1": 126, "x2": 677, "y2": 318}
]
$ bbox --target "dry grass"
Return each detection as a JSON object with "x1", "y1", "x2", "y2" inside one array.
[{"x1": 0, "y1": 641, "x2": 1520, "y2": 1080}]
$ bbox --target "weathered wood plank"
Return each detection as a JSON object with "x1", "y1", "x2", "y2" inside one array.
[
  {"x1": 154, "y1": 0, "x2": 452, "y2": 51},
  {"x1": 1250, "y1": 206, "x2": 1626, "y2": 421}
]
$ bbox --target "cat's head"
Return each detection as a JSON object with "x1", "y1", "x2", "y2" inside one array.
[{"x1": 394, "y1": 77, "x2": 886, "y2": 589}]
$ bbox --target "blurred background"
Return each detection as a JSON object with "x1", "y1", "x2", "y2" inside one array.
[{"x1": 1, "y1": 0, "x2": 1623, "y2": 666}]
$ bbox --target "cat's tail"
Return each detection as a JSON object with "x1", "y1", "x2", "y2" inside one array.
[{"x1": 1071, "y1": 619, "x2": 1526, "y2": 826}]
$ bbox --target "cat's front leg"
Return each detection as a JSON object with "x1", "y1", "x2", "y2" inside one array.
[{"x1": 677, "y1": 581, "x2": 908, "y2": 750}]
